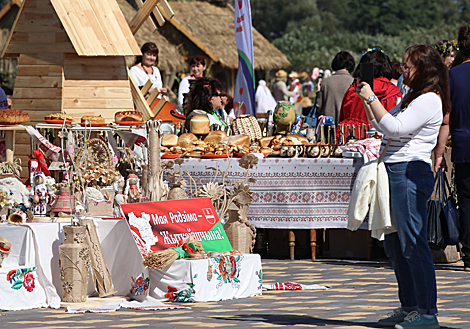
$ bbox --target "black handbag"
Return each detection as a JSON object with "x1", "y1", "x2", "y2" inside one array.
[{"x1": 427, "y1": 168, "x2": 460, "y2": 249}]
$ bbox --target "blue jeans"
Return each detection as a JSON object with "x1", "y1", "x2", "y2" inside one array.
[{"x1": 384, "y1": 161, "x2": 437, "y2": 315}]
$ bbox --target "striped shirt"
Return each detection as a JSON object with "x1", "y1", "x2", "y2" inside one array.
[{"x1": 370, "y1": 92, "x2": 443, "y2": 164}]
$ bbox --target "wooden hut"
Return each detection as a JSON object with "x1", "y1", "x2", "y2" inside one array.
[
  {"x1": 157, "y1": 0, "x2": 291, "y2": 91},
  {"x1": 1, "y1": 0, "x2": 142, "y2": 124}
]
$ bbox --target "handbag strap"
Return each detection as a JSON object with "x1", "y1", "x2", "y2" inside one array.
[
  {"x1": 307, "y1": 104, "x2": 317, "y2": 118},
  {"x1": 377, "y1": 138, "x2": 392, "y2": 164}
]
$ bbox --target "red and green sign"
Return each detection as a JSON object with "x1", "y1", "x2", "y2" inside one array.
[{"x1": 121, "y1": 198, "x2": 232, "y2": 257}]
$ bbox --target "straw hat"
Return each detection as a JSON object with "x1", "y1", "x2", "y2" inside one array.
[
  {"x1": 275, "y1": 70, "x2": 288, "y2": 78},
  {"x1": 299, "y1": 71, "x2": 310, "y2": 81},
  {"x1": 0, "y1": 236, "x2": 11, "y2": 254},
  {"x1": 288, "y1": 71, "x2": 299, "y2": 78}
]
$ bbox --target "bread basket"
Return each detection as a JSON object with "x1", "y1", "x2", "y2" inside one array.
[{"x1": 230, "y1": 115, "x2": 262, "y2": 143}]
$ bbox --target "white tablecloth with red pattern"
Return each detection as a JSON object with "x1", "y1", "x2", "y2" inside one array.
[{"x1": 182, "y1": 157, "x2": 363, "y2": 229}]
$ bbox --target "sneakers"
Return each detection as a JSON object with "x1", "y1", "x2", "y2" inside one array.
[
  {"x1": 378, "y1": 308, "x2": 407, "y2": 327},
  {"x1": 394, "y1": 311, "x2": 440, "y2": 329}
]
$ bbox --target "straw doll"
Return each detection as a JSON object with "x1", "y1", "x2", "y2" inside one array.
[
  {"x1": 113, "y1": 176, "x2": 126, "y2": 217},
  {"x1": 125, "y1": 174, "x2": 142, "y2": 203},
  {"x1": 29, "y1": 171, "x2": 49, "y2": 216}
]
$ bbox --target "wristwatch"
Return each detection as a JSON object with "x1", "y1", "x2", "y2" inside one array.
[{"x1": 367, "y1": 95, "x2": 378, "y2": 105}]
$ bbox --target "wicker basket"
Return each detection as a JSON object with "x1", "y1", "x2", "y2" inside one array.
[{"x1": 230, "y1": 115, "x2": 262, "y2": 142}]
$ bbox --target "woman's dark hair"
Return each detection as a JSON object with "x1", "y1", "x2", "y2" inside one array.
[
  {"x1": 133, "y1": 42, "x2": 159, "y2": 66},
  {"x1": 458, "y1": 24, "x2": 470, "y2": 60},
  {"x1": 222, "y1": 93, "x2": 233, "y2": 112},
  {"x1": 185, "y1": 77, "x2": 223, "y2": 117},
  {"x1": 352, "y1": 48, "x2": 393, "y2": 79},
  {"x1": 401, "y1": 44, "x2": 451, "y2": 115},
  {"x1": 331, "y1": 51, "x2": 355, "y2": 73},
  {"x1": 390, "y1": 62, "x2": 402, "y2": 80}
]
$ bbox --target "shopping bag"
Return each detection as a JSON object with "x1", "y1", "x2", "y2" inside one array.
[
  {"x1": 427, "y1": 168, "x2": 460, "y2": 249},
  {"x1": 441, "y1": 170, "x2": 460, "y2": 245}
]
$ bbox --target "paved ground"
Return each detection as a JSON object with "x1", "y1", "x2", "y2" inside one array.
[{"x1": 1, "y1": 259, "x2": 468, "y2": 329}]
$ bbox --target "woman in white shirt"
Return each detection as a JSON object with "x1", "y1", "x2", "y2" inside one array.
[
  {"x1": 178, "y1": 56, "x2": 207, "y2": 111},
  {"x1": 129, "y1": 42, "x2": 167, "y2": 97},
  {"x1": 356, "y1": 44, "x2": 451, "y2": 329}
]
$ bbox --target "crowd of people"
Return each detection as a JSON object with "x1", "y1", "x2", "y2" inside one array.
[{"x1": 125, "y1": 25, "x2": 470, "y2": 329}]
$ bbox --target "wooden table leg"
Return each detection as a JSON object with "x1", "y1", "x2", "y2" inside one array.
[
  {"x1": 310, "y1": 229, "x2": 317, "y2": 260},
  {"x1": 289, "y1": 230, "x2": 295, "y2": 260}
]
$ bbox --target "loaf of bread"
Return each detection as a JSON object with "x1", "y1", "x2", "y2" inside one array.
[
  {"x1": 0, "y1": 108, "x2": 30, "y2": 124},
  {"x1": 259, "y1": 136, "x2": 275, "y2": 148},
  {"x1": 204, "y1": 130, "x2": 227, "y2": 144},
  {"x1": 161, "y1": 134, "x2": 178, "y2": 147},
  {"x1": 288, "y1": 134, "x2": 309, "y2": 145},
  {"x1": 81, "y1": 115, "x2": 105, "y2": 123},
  {"x1": 220, "y1": 134, "x2": 250, "y2": 147},
  {"x1": 178, "y1": 133, "x2": 198, "y2": 148},
  {"x1": 115, "y1": 111, "x2": 143, "y2": 122},
  {"x1": 45, "y1": 113, "x2": 70, "y2": 121},
  {"x1": 190, "y1": 115, "x2": 210, "y2": 134}
]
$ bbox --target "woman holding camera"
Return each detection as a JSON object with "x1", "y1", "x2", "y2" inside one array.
[{"x1": 356, "y1": 44, "x2": 450, "y2": 329}]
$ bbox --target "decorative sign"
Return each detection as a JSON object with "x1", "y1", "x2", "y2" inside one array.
[{"x1": 121, "y1": 198, "x2": 232, "y2": 257}]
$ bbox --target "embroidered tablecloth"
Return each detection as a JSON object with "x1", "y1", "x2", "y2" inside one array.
[{"x1": 182, "y1": 157, "x2": 362, "y2": 229}]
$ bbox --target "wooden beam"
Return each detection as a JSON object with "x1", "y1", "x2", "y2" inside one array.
[
  {"x1": 128, "y1": 69, "x2": 153, "y2": 120},
  {"x1": 133, "y1": 0, "x2": 158, "y2": 32},
  {"x1": 129, "y1": 0, "x2": 161, "y2": 35},
  {"x1": 158, "y1": 0, "x2": 174, "y2": 19},
  {"x1": 162, "y1": 12, "x2": 219, "y2": 62},
  {"x1": 140, "y1": 79, "x2": 153, "y2": 96},
  {"x1": 1, "y1": 0, "x2": 27, "y2": 57},
  {"x1": 146, "y1": 85, "x2": 160, "y2": 107},
  {"x1": 152, "y1": 6, "x2": 165, "y2": 26}
]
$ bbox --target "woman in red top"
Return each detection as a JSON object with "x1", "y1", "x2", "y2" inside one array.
[{"x1": 338, "y1": 48, "x2": 401, "y2": 137}]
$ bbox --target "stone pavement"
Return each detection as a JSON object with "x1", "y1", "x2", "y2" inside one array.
[{"x1": 1, "y1": 259, "x2": 468, "y2": 329}]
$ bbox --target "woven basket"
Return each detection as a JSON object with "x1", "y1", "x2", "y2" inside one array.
[{"x1": 230, "y1": 115, "x2": 262, "y2": 142}]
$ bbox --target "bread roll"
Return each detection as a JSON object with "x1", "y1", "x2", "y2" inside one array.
[
  {"x1": 115, "y1": 111, "x2": 143, "y2": 122},
  {"x1": 81, "y1": 116, "x2": 104, "y2": 123},
  {"x1": 204, "y1": 130, "x2": 227, "y2": 144},
  {"x1": 162, "y1": 134, "x2": 178, "y2": 147},
  {"x1": 288, "y1": 134, "x2": 309, "y2": 145},
  {"x1": 259, "y1": 136, "x2": 275, "y2": 148},
  {"x1": 190, "y1": 115, "x2": 210, "y2": 134},
  {"x1": 220, "y1": 134, "x2": 250, "y2": 147},
  {"x1": 260, "y1": 147, "x2": 273, "y2": 154},
  {"x1": 178, "y1": 133, "x2": 198, "y2": 148}
]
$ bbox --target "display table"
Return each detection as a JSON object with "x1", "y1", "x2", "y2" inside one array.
[
  {"x1": 149, "y1": 254, "x2": 262, "y2": 302},
  {"x1": 182, "y1": 157, "x2": 363, "y2": 259}
]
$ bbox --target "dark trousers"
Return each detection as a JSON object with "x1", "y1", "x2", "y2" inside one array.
[{"x1": 454, "y1": 163, "x2": 470, "y2": 267}]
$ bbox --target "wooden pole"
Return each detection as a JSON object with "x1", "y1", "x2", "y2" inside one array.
[{"x1": 129, "y1": 0, "x2": 162, "y2": 34}]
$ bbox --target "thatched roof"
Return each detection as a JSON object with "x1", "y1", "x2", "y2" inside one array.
[
  {"x1": 117, "y1": 0, "x2": 186, "y2": 72},
  {"x1": 160, "y1": 1, "x2": 291, "y2": 70}
]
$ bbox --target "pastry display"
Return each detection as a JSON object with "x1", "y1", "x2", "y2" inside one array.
[
  {"x1": 45, "y1": 113, "x2": 71, "y2": 121},
  {"x1": 115, "y1": 111, "x2": 143, "y2": 122},
  {"x1": 190, "y1": 115, "x2": 210, "y2": 134},
  {"x1": 0, "y1": 108, "x2": 30, "y2": 124},
  {"x1": 81, "y1": 115, "x2": 105, "y2": 124}
]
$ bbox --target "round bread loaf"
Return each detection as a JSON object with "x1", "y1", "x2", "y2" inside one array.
[
  {"x1": 115, "y1": 111, "x2": 143, "y2": 122},
  {"x1": 161, "y1": 134, "x2": 178, "y2": 147},
  {"x1": 220, "y1": 134, "x2": 250, "y2": 147},
  {"x1": 81, "y1": 115, "x2": 105, "y2": 123},
  {"x1": 190, "y1": 115, "x2": 210, "y2": 134},
  {"x1": 178, "y1": 133, "x2": 198, "y2": 148},
  {"x1": 288, "y1": 134, "x2": 309, "y2": 144},
  {"x1": 259, "y1": 136, "x2": 275, "y2": 148},
  {"x1": 204, "y1": 130, "x2": 227, "y2": 144}
]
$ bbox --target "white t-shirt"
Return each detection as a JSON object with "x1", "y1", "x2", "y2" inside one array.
[
  {"x1": 178, "y1": 76, "x2": 193, "y2": 111},
  {"x1": 371, "y1": 92, "x2": 443, "y2": 164},
  {"x1": 129, "y1": 65, "x2": 163, "y2": 89}
]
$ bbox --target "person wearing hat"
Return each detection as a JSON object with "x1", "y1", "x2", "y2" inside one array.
[
  {"x1": 272, "y1": 70, "x2": 296, "y2": 103},
  {"x1": 0, "y1": 236, "x2": 11, "y2": 268},
  {"x1": 288, "y1": 71, "x2": 303, "y2": 115}
]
